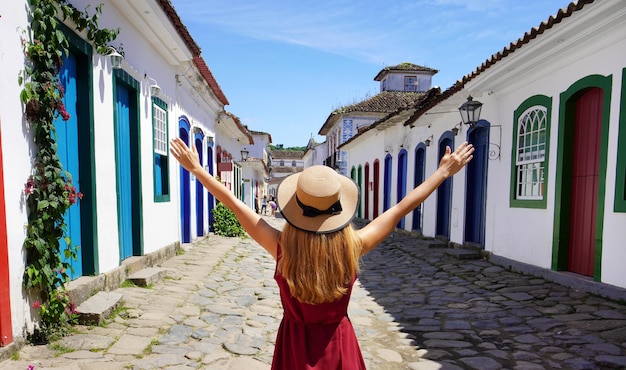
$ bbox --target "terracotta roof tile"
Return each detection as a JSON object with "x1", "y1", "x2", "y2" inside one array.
[
  {"x1": 270, "y1": 150, "x2": 304, "y2": 159},
  {"x1": 333, "y1": 91, "x2": 425, "y2": 114},
  {"x1": 458, "y1": 0, "x2": 595, "y2": 87},
  {"x1": 222, "y1": 111, "x2": 253, "y2": 144},
  {"x1": 374, "y1": 62, "x2": 438, "y2": 81},
  {"x1": 193, "y1": 56, "x2": 229, "y2": 106},
  {"x1": 319, "y1": 91, "x2": 426, "y2": 135},
  {"x1": 156, "y1": 0, "x2": 201, "y2": 56},
  {"x1": 339, "y1": 88, "x2": 442, "y2": 148},
  {"x1": 394, "y1": 0, "x2": 597, "y2": 129}
]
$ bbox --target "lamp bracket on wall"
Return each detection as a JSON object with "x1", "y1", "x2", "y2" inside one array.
[
  {"x1": 144, "y1": 74, "x2": 161, "y2": 97},
  {"x1": 451, "y1": 122, "x2": 463, "y2": 136},
  {"x1": 471, "y1": 124, "x2": 502, "y2": 161},
  {"x1": 424, "y1": 135, "x2": 434, "y2": 147},
  {"x1": 487, "y1": 125, "x2": 502, "y2": 161}
]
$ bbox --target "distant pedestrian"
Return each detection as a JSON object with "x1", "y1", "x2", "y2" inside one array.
[
  {"x1": 169, "y1": 137, "x2": 473, "y2": 370},
  {"x1": 269, "y1": 197, "x2": 277, "y2": 217},
  {"x1": 261, "y1": 195, "x2": 268, "y2": 215}
]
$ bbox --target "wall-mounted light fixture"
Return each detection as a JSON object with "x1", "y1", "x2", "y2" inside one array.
[
  {"x1": 107, "y1": 46, "x2": 123, "y2": 69},
  {"x1": 241, "y1": 148, "x2": 249, "y2": 161},
  {"x1": 451, "y1": 122, "x2": 462, "y2": 136},
  {"x1": 148, "y1": 77, "x2": 161, "y2": 97},
  {"x1": 424, "y1": 135, "x2": 434, "y2": 147},
  {"x1": 207, "y1": 136, "x2": 214, "y2": 147},
  {"x1": 458, "y1": 95, "x2": 483, "y2": 128}
]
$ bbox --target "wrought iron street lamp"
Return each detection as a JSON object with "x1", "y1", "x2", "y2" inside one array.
[{"x1": 458, "y1": 96, "x2": 483, "y2": 127}]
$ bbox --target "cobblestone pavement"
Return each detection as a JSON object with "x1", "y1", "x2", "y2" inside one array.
[{"x1": 2, "y1": 216, "x2": 626, "y2": 369}]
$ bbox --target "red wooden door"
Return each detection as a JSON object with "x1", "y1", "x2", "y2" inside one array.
[
  {"x1": 567, "y1": 88, "x2": 603, "y2": 276},
  {"x1": 0, "y1": 121, "x2": 13, "y2": 346},
  {"x1": 364, "y1": 163, "x2": 370, "y2": 219},
  {"x1": 373, "y1": 160, "x2": 380, "y2": 218}
]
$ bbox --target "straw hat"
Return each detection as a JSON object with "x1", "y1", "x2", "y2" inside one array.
[{"x1": 276, "y1": 165, "x2": 359, "y2": 234}]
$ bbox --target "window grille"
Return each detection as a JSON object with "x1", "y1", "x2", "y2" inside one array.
[
  {"x1": 515, "y1": 107, "x2": 547, "y2": 200},
  {"x1": 153, "y1": 104, "x2": 167, "y2": 156}
]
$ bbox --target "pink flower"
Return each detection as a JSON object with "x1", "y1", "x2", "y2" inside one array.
[
  {"x1": 24, "y1": 176, "x2": 35, "y2": 195},
  {"x1": 32, "y1": 300, "x2": 41, "y2": 310},
  {"x1": 57, "y1": 101, "x2": 70, "y2": 121},
  {"x1": 65, "y1": 301, "x2": 78, "y2": 315},
  {"x1": 28, "y1": 365, "x2": 35, "y2": 370}
]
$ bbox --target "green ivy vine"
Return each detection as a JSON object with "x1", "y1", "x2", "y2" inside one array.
[{"x1": 19, "y1": 0, "x2": 119, "y2": 343}]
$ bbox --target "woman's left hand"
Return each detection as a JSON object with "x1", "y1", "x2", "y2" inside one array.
[{"x1": 438, "y1": 142, "x2": 474, "y2": 178}]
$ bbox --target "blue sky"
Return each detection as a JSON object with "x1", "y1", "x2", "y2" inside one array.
[{"x1": 170, "y1": 0, "x2": 571, "y2": 147}]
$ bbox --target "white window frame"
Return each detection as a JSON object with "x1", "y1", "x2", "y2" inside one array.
[
  {"x1": 515, "y1": 106, "x2": 547, "y2": 200},
  {"x1": 404, "y1": 76, "x2": 418, "y2": 92},
  {"x1": 153, "y1": 104, "x2": 168, "y2": 156}
]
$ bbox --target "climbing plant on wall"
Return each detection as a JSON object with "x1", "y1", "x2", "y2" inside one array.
[{"x1": 19, "y1": 0, "x2": 119, "y2": 343}]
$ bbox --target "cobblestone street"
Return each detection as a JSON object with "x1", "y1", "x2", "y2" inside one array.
[{"x1": 1, "y1": 216, "x2": 626, "y2": 369}]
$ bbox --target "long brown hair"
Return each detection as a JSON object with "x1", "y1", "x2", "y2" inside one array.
[{"x1": 278, "y1": 223, "x2": 362, "y2": 304}]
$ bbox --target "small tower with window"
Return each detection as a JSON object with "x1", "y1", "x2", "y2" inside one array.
[{"x1": 374, "y1": 62, "x2": 438, "y2": 93}]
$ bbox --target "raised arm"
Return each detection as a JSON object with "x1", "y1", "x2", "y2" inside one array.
[
  {"x1": 357, "y1": 142, "x2": 474, "y2": 255},
  {"x1": 169, "y1": 138, "x2": 280, "y2": 259}
]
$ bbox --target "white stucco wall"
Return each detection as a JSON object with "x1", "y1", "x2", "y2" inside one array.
[
  {"x1": 467, "y1": 2, "x2": 626, "y2": 282},
  {"x1": 380, "y1": 72, "x2": 433, "y2": 93},
  {"x1": 344, "y1": 0, "x2": 626, "y2": 290},
  {"x1": 1, "y1": 0, "x2": 36, "y2": 335},
  {"x1": 86, "y1": 0, "x2": 186, "y2": 272},
  {"x1": 0, "y1": 0, "x2": 225, "y2": 339}
]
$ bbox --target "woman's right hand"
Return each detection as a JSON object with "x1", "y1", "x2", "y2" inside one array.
[{"x1": 170, "y1": 138, "x2": 203, "y2": 174}]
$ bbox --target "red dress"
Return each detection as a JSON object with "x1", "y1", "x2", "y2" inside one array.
[{"x1": 272, "y1": 245, "x2": 366, "y2": 370}]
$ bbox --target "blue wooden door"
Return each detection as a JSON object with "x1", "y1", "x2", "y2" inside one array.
[
  {"x1": 396, "y1": 150, "x2": 407, "y2": 229},
  {"x1": 195, "y1": 137, "x2": 204, "y2": 237},
  {"x1": 436, "y1": 135, "x2": 454, "y2": 239},
  {"x1": 412, "y1": 146, "x2": 426, "y2": 231},
  {"x1": 464, "y1": 121, "x2": 489, "y2": 247},
  {"x1": 383, "y1": 155, "x2": 392, "y2": 212},
  {"x1": 179, "y1": 126, "x2": 191, "y2": 243},
  {"x1": 115, "y1": 83, "x2": 134, "y2": 260},
  {"x1": 55, "y1": 52, "x2": 83, "y2": 278}
]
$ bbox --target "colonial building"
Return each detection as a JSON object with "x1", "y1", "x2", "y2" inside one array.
[
  {"x1": 318, "y1": 63, "x2": 437, "y2": 175},
  {"x1": 267, "y1": 149, "x2": 305, "y2": 199},
  {"x1": 243, "y1": 130, "x2": 272, "y2": 212},
  {"x1": 0, "y1": 0, "x2": 256, "y2": 346},
  {"x1": 302, "y1": 136, "x2": 327, "y2": 168},
  {"x1": 340, "y1": 0, "x2": 626, "y2": 293}
]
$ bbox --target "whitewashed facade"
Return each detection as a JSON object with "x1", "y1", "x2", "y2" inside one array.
[
  {"x1": 0, "y1": 0, "x2": 251, "y2": 345},
  {"x1": 302, "y1": 138, "x2": 327, "y2": 168},
  {"x1": 318, "y1": 63, "x2": 437, "y2": 176},
  {"x1": 341, "y1": 0, "x2": 626, "y2": 291},
  {"x1": 242, "y1": 130, "x2": 272, "y2": 212}
]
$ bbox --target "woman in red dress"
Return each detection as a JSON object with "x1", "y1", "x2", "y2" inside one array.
[{"x1": 170, "y1": 138, "x2": 473, "y2": 369}]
